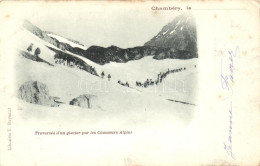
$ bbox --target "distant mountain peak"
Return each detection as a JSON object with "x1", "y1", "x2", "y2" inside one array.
[{"x1": 144, "y1": 13, "x2": 198, "y2": 58}]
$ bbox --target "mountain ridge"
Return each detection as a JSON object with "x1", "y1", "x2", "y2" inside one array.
[{"x1": 23, "y1": 13, "x2": 198, "y2": 65}]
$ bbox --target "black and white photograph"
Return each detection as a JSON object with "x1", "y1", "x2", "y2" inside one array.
[
  {"x1": 15, "y1": 10, "x2": 198, "y2": 122},
  {"x1": 0, "y1": 1, "x2": 259, "y2": 166}
]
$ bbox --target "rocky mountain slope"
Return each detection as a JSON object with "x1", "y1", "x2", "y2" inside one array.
[
  {"x1": 23, "y1": 13, "x2": 198, "y2": 65},
  {"x1": 144, "y1": 13, "x2": 198, "y2": 58}
]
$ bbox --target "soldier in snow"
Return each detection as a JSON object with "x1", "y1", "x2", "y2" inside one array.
[
  {"x1": 108, "y1": 74, "x2": 111, "y2": 81},
  {"x1": 101, "y1": 71, "x2": 105, "y2": 78},
  {"x1": 27, "y1": 43, "x2": 33, "y2": 52},
  {"x1": 34, "y1": 47, "x2": 41, "y2": 60}
]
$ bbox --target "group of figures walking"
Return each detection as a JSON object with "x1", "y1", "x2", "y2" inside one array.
[
  {"x1": 116, "y1": 67, "x2": 189, "y2": 89},
  {"x1": 117, "y1": 80, "x2": 129, "y2": 87},
  {"x1": 136, "y1": 67, "x2": 186, "y2": 88}
]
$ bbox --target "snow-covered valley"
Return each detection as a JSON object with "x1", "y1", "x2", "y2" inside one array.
[
  {"x1": 7, "y1": 17, "x2": 198, "y2": 127},
  {"x1": 4, "y1": 22, "x2": 199, "y2": 166}
]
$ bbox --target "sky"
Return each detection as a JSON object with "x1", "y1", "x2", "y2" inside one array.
[{"x1": 18, "y1": 2, "x2": 183, "y2": 49}]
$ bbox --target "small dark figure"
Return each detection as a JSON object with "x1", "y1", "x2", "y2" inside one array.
[
  {"x1": 118, "y1": 80, "x2": 121, "y2": 84},
  {"x1": 195, "y1": 65, "x2": 196, "y2": 68},
  {"x1": 126, "y1": 82, "x2": 129, "y2": 87},
  {"x1": 34, "y1": 47, "x2": 41, "y2": 59},
  {"x1": 108, "y1": 74, "x2": 111, "y2": 81},
  {"x1": 184, "y1": 67, "x2": 186, "y2": 70},
  {"x1": 27, "y1": 43, "x2": 33, "y2": 52},
  {"x1": 146, "y1": 79, "x2": 149, "y2": 85},
  {"x1": 101, "y1": 71, "x2": 105, "y2": 78},
  {"x1": 167, "y1": 68, "x2": 170, "y2": 74}
]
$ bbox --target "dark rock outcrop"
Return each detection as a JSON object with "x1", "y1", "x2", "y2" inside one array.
[
  {"x1": 78, "y1": 45, "x2": 196, "y2": 65},
  {"x1": 51, "y1": 44, "x2": 196, "y2": 65},
  {"x1": 69, "y1": 94, "x2": 96, "y2": 109},
  {"x1": 18, "y1": 81, "x2": 59, "y2": 107},
  {"x1": 82, "y1": 45, "x2": 157, "y2": 65}
]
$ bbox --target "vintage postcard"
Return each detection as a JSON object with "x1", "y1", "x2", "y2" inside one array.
[{"x1": 0, "y1": 0, "x2": 259, "y2": 165}]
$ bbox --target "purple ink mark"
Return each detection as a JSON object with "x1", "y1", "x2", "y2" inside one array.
[
  {"x1": 220, "y1": 46, "x2": 240, "y2": 98},
  {"x1": 223, "y1": 101, "x2": 236, "y2": 160},
  {"x1": 220, "y1": 46, "x2": 239, "y2": 160}
]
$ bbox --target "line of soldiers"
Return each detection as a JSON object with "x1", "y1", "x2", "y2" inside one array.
[
  {"x1": 118, "y1": 80, "x2": 129, "y2": 87},
  {"x1": 136, "y1": 67, "x2": 186, "y2": 88}
]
